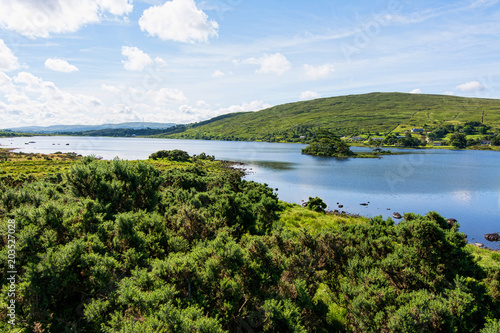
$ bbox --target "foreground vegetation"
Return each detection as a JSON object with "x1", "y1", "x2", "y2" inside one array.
[{"x1": 0, "y1": 152, "x2": 499, "y2": 332}]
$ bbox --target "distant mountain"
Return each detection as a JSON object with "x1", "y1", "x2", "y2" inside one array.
[{"x1": 6, "y1": 122, "x2": 176, "y2": 133}]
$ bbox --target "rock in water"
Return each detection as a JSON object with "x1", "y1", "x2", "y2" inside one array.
[{"x1": 484, "y1": 233, "x2": 500, "y2": 242}]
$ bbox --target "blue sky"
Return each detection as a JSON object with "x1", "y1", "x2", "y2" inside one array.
[{"x1": 0, "y1": 0, "x2": 499, "y2": 128}]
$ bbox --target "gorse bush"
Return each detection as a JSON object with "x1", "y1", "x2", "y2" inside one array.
[{"x1": 0, "y1": 154, "x2": 499, "y2": 332}]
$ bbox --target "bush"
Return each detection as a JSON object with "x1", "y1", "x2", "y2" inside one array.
[{"x1": 149, "y1": 149, "x2": 190, "y2": 162}]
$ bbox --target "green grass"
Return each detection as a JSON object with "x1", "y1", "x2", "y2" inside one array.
[
  {"x1": 159, "y1": 92, "x2": 500, "y2": 141},
  {"x1": 280, "y1": 203, "x2": 370, "y2": 233},
  {"x1": 466, "y1": 245, "x2": 500, "y2": 271}
]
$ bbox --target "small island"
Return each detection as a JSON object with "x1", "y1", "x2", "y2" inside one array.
[{"x1": 301, "y1": 129, "x2": 396, "y2": 158}]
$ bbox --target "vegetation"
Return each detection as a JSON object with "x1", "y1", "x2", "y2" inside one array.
[
  {"x1": 302, "y1": 130, "x2": 354, "y2": 157},
  {"x1": 0, "y1": 131, "x2": 35, "y2": 138},
  {"x1": 1, "y1": 151, "x2": 499, "y2": 332},
  {"x1": 155, "y1": 93, "x2": 500, "y2": 143}
]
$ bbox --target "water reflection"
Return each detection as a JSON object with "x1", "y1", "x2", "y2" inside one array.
[
  {"x1": 249, "y1": 161, "x2": 295, "y2": 170},
  {"x1": 452, "y1": 190, "x2": 472, "y2": 203}
]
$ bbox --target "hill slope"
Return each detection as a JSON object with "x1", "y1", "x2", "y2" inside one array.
[{"x1": 161, "y1": 92, "x2": 500, "y2": 141}]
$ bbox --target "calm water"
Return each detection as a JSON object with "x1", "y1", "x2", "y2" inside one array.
[{"x1": 2, "y1": 136, "x2": 500, "y2": 249}]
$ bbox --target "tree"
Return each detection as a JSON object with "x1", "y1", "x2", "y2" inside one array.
[
  {"x1": 463, "y1": 125, "x2": 475, "y2": 135},
  {"x1": 302, "y1": 129, "x2": 354, "y2": 157},
  {"x1": 304, "y1": 196, "x2": 327, "y2": 213},
  {"x1": 450, "y1": 133, "x2": 467, "y2": 149}
]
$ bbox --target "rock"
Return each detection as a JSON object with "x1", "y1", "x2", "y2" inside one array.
[
  {"x1": 447, "y1": 218, "x2": 457, "y2": 228},
  {"x1": 338, "y1": 205, "x2": 343, "y2": 208},
  {"x1": 474, "y1": 242, "x2": 484, "y2": 248},
  {"x1": 392, "y1": 212, "x2": 402, "y2": 219},
  {"x1": 484, "y1": 233, "x2": 500, "y2": 242},
  {"x1": 360, "y1": 203, "x2": 368, "y2": 206}
]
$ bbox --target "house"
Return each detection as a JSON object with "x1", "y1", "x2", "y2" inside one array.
[
  {"x1": 350, "y1": 136, "x2": 364, "y2": 141},
  {"x1": 480, "y1": 140, "x2": 492, "y2": 146},
  {"x1": 433, "y1": 142, "x2": 442, "y2": 146},
  {"x1": 411, "y1": 128, "x2": 424, "y2": 133}
]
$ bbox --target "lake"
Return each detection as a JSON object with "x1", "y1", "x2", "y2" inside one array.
[{"x1": 2, "y1": 136, "x2": 500, "y2": 249}]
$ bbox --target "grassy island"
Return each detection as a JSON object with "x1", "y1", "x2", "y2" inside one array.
[{"x1": 1, "y1": 151, "x2": 499, "y2": 332}]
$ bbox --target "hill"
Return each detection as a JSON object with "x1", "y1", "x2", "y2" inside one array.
[
  {"x1": 6, "y1": 122, "x2": 176, "y2": 133},
  {"x1": 160, "y1": 92, "x2": 500, "y2": 142}
]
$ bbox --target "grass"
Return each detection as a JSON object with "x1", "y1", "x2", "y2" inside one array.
[
  {"x1": 0, "y1": 148, "x2": 235, "y2": 180},
  {"x1": 159, "y1": 92, "x2": 500, "y2": 141},
  {"x1": 466, "y1": 245, "x2": 500, "y2": 271},
  {"x1": 280, "y1": 203, "x2": 370, "y2": 233}
]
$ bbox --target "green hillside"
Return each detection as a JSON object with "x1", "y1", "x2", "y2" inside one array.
[{"x1": 161, "y1": 92, "x2": 500, "y2": 142}]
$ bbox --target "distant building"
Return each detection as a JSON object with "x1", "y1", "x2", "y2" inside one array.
[
  {"x1": 371, "y1": 137, "x2": 384, "y2": 141},
  {"x1": 350, "y1": 136, "x2": 364, "y2": 141},
  {"x1": 480, "y1": 140, "x2": 492, "y2": 146},
  {"x1": 411, "y1": 128, "x2": 424, "y2": 133},
  {"x1": 299, "y1": 135, "x2": 305, "y2": 139},
  {"x1": 433, "y1": 142, "x2": 442, "y2": 146}
]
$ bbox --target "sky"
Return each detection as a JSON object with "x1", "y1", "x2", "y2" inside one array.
[{"x1": 0, "y1": 0, "x2": 500, "y2": 128}]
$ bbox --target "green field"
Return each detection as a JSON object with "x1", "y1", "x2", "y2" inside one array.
[{"x1": 159, "y1": 92, "x2": 500, "y2": 142}]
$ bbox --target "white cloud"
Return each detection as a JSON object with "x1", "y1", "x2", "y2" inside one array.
[
  {"x1": 154, "y1": 57, "x2": 167, "y2": 67},
  {"x1": 44, "y1": 58, "x2": 79, "y2": 73},
  {"x1": 409, "y1": 88, "x2": 422, "y2": 94},
  {"x1": 0, "y1": 69, "x2": 274, "y2": 127},
  {"x1": 0, "y1": 40, "x2": 19, "y2": 72},
  {"x1": 456, "y1": 81, "x2": 487, "y2": 92},
  {"x1": 243, "y1": 53, "x2": 291, "y2": 75},
  {"x1": 121, "y1": 46, "x2": 153, "y2": 71},
  {"x1": 0, "y1": 71, "x2": 106, "y2": 127},
  {"x1": 300, "y1": 91, "x2": 321, "y2": 100},
  {"x1": 0, "y1": 0, "x2": 132, "y2": 38},
  {"x1": 303, "y1": 63, "x2": 335, "y2": 80},
  {"x1": 217, "y1": 100, "x2": 271, "y2": 114},
  {"x1": 97, "y1": 0, "x2": 133, "y2": 16},
  {"x1": 150, "y1": 88, "x2": 188, "y2": 105},
  {"x1": 139, "y1": 0, "x2": 219, "y2": 43},
  {"x1": 212, "y1": 70, "x2": 225, "y2": 78},
  {"x1": 101, "y1": 83, "x2": 122, "y2": 94}
]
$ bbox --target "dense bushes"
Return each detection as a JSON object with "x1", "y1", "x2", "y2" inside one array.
[{"x1": 0, "y1": 155, "x2": 499, "y2": 332}]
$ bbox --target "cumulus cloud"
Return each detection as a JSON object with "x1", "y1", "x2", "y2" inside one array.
[
  {"x1": 44, "y1": 58, "x2": 79, "y2": 73},
  {"x1": 0, "y1": 71, "x2": 106, "y2": 127},
  {"x1": 243, "y1": 53, "x2": 291, "y2": 75},
  {"x1": 299, "y1": 91, "x2": 321, "y2": 100},
  {"x1": 150, "y1": 88, "x2": 188, "y2": 105},
  {"x1": 121, "y1": 46, "x2": 153, "y2": 71},
  {"x1": 0, "y1": 40, "x2": 19, "y2": 72},
  {"x1": 303, "y1": 63, "x2": 335, "y2": 80},
  {"x1": 0, "y1": 69, "x2": 275, "y2": 127},
  {"x1": 0, "y1": 0, "x2": 132, "y2": 38},
  {"x1": 139, "y1": 0, "x2": 218, "y2": 43},
  {"x1": 456, "y1": 81, "x2": 487, "y2": 92},
  {"x1": 409, "y1": 88, "x2": 422, "y2": 94}
]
